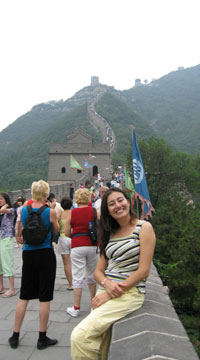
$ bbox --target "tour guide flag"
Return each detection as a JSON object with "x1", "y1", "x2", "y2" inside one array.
[
  {"x1": 132, "y1": 130, "x2": 155, "y2": 219},
  {"x1": 70, "y1": 155, "x2": 83, "y2": 170},
  {"x1": 124, "y1": 167, "x2": 135, "y2": 201}
]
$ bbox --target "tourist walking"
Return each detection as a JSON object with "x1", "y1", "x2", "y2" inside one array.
[
  {"x1": 69, "y1": 183, "x2": 74, "y2": 200},
  {"x1": 13, "y1": 196, "x2": 26, "y2": 247},
  {"x1": 94, "y1": 186, "x2": 108, "y2": 216},
  {"x1": 0, "y1": 193, "x2": 16, "y2": 297},
  {"x1": 47, "y1": 193, "x2": 63, "y2": 247},
  {"x1": 65, "y1": 188, "x2": 98, "y2": 317},
  {"x1": 8, "y1": 180, "x2": 59, "y2": 350},
  {"x1": 57, "y1": 196, "x2": 73, "y2": 290},
  {"x1": 70, "y1": 188, "x2": 156, "y2": 359}
]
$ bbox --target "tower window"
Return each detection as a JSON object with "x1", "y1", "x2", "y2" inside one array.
[{"x1": 61, "y1": 167, "x2": 66, "y2": 173}]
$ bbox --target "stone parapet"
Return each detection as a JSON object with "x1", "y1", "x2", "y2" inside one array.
[
  {"x1": 8, "y1": 182, "x2": 70, "y2": 203},
  {"x1": 109, "y1": 265, "x2": 198, "y2": 360}
]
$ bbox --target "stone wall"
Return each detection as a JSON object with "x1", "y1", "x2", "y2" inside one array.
[
  {"x1": 8, "y1": 182, "x2": 71, "y2": 204},
  {"x1": 109, "y1": 264, "x2": 198, "y2": 360}
]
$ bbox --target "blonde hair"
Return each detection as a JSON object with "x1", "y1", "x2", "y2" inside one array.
[
  {"x1": 99, "y1": 186, "x2": 108, "y2": 194},
  {"x1": 74, "y1": 188, "x2": 91, "y2": 205},
  {"x1": 31, "y1": 180, "x2": 50, "y2": 202}
]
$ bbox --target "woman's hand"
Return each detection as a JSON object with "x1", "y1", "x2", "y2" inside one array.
[
  {"x1": 91, "y1": 292, "x2": 111, "y2": 309},
  {"x1": 17, "y1": 236, "x2": 23, "y2": 244},
  {"x1": 2, "y1": 204, "x2": 8, "y2": 209},
  {"x1": 104, "y1": 279, "x2": 128, "y2": 298},
  {"x1": 0, "y1": 204, "x2": 8, "y2": 214}
]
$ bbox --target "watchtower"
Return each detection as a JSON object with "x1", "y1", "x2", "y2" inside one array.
[{"x1": 48, "y1": 127, "x2": 111, "y2": 188}]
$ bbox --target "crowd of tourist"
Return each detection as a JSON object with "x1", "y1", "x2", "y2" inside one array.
[{"x1": 0, "y1": 175, "x2": 156, "y2": 359}]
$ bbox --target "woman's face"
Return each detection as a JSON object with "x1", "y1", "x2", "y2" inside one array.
[
  {"x1": 107, "y1": 192, "x2": 130, "y2": 221},
  {"x1": 17, "y1": 200, "x2": 23, "y2": 207},
  {"x1": 0, "y1": 195, "x2": 6, "y2": 207}
]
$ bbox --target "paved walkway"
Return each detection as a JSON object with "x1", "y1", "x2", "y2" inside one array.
[{"x1": 0, "y1": 245, "x2": 91, "y2": 360}]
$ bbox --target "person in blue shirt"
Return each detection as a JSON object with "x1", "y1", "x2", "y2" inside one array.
[{"x1": 8, "y1": 180, "x2": 59, "y2": 350}]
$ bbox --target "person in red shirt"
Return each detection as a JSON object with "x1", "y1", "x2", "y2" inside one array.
[{"x1": 65, "y1": 188, "x2": 98, "y2": 317}]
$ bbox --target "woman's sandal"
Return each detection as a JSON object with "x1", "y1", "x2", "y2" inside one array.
[
  {"x1": 67, "y1": 285, "x2": 73, "y2": 291},
  {"x1": 2, "y1": 290, "x2": 16, "y2": 298},
  {"x1": 0, "y1": 289, "x2": 5, "y2": 294}
]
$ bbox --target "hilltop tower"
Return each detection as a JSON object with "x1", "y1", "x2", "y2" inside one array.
[
  {"x1": 135, "y1": 78, "x2": 141, "y2": 87},
  {"x1": 91, "y1": 76, "x2": 99, "y2": 86}
]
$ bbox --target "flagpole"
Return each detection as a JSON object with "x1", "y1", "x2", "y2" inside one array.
[
  {"x1": 131, "y1": 125, "x2": 135, "y2": 142},
  {"x1": 136, "y1": 197, "x2": 139, "y2": 218}
]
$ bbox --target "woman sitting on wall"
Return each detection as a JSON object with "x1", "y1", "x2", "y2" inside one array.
[{"x1": 70, "y1": 187, "x2": 156, "y2": 360}]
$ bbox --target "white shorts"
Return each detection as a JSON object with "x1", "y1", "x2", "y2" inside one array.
[
  {"x1": 57, "y1": 236, "x2": 71, "y2": 255},
  {"x1": 71, "y1": 246, "x2": 98, "y2": 288}
]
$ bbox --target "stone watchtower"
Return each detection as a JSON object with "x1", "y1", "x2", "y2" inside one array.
[
  {"x1": 90, "y1": 76, "x2": 99, "y2": 86},
  {"x1": 48, "y1": 127, "x2": 111, "y2": 188}
]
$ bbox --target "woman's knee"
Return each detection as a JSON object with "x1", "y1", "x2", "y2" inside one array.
[{"x1": 71, "y1": 325, "x2": 86, "y2": 345}]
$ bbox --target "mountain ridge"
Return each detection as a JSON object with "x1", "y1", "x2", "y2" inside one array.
[{"x1": 0, "y1": 64, "x2": 199, "y2": 190}]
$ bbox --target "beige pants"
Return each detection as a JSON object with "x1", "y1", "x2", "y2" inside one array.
[{"x1": 71, "y1": 287, "x2": 144, "y2": 360}]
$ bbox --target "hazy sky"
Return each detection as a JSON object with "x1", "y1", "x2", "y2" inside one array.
[{"x1": 0, "y1": 0, "x2": 199, "y2": 132}]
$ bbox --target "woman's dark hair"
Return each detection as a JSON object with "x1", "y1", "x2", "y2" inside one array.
[
  {"x1": 14, "y1": 196, "x2": 26, "y2": 208},
  {"x1": 98, "y1": 188, "x2": 137, "y2": 257},
  {"x1": 0, "y1": 193, "x2": 12, "y2": 208},
  {"x1": 61, "y1": 196, "x2": 72, "y2": 210}
]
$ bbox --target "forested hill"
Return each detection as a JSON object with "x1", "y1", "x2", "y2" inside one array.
[
  {"x1": 0, "y1": 64, "x2": 200, "y2": 190},
  {"x1": 121, "y1": 64, "x2": 200, "y2": 154}
]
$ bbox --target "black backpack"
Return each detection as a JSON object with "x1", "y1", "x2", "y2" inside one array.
[
  {"x1": 22, "y1": 205, "x2": 51, "y2": 245},
  {"x1": 88, "y1": 207, "x2": 98, "y2": 244}
]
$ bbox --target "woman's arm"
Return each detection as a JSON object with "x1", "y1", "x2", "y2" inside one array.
[
  {"x1": 15, "y1": 207, "x2": 23, "y2": 244},
  {"x1": 118, "y1": 221, "x2": 156, "y2": 291},
  {"x1": 92, "y1": 254, "x2": 127, "y2": 309},
  {"x1": 94, "y1": 254, "x2": 127, "y2": 298},
  {"x1": 94, "y1": 255, "x2": 108, "y2": 284},
  {"x1": 96, "y1": 209, "x2": 101, "y2": 220},
  {"x1": 50, "y1": 209, "x2": 59, "y2": 234},
  {"x1": 0, "y1": 204, "x2": 11, "y2": 214},
  {"x1": 92, "y1": 255, "x2": 112, "y2": 309},
  {"x1": 64, "y1": 210, "x2": 72, "y2": 237},
  {"x1": 16, "y1": 220, "x2": 24, "y2": 244}
]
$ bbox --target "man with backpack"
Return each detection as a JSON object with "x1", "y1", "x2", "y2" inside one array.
[{"x1": 8, "y1": 180, "x2": 59, "y2": 350}]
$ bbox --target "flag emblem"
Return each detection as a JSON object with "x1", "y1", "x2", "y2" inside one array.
[{"x1": 133, "y1": 159, "x2": 144, "y2": 184}]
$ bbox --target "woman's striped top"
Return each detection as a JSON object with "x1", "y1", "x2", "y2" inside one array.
[{"x1": 104, "y1": 220, "x2": 146, "y2": 294}]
